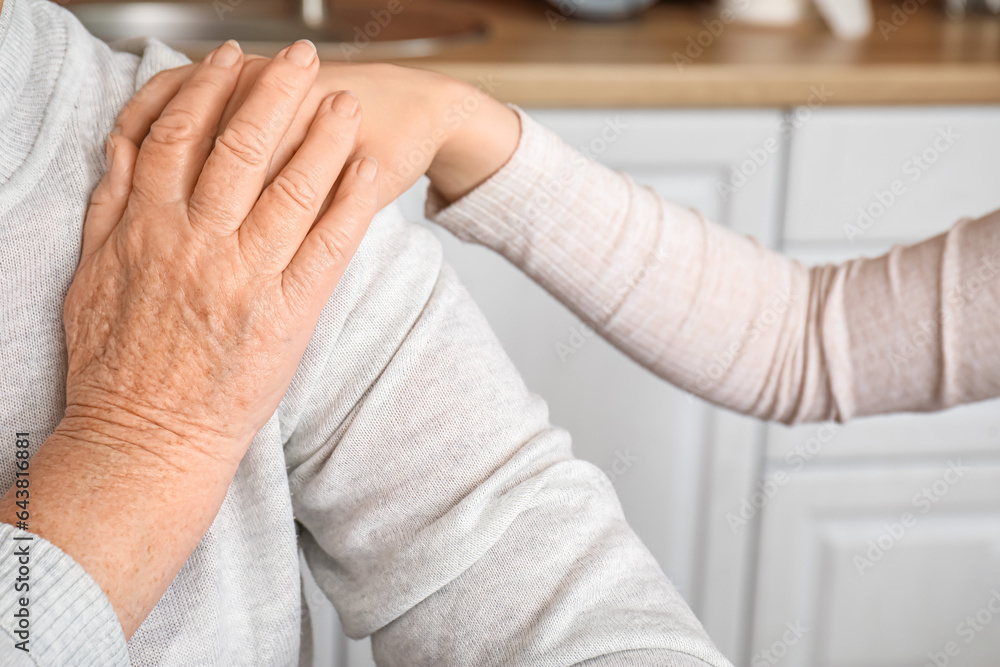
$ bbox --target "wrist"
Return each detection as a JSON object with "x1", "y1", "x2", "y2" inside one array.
[
  {"x1": 57, "y1": 398, "x2": 243, "y2": 475},
  {"x1": 0, "y1": 415, "x2": 241, "y2": 637},
  {"x1": 427, "y1": 87, "x2": 521, "y2": 204}
]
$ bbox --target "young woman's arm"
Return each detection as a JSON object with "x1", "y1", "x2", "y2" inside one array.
[
  {"x1": 427, "y1": 107, "x2": 1000, "y2": 424},
  {"x1": 120, "y1": 61, "x2": 1000, "y2": 425}
]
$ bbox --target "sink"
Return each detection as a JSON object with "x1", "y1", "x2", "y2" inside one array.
[{"x1": 70, "y1": 1, "x2": 489, "y2": 59}]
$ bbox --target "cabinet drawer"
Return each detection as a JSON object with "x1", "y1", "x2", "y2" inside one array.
[
  {"x1": 784, "y1": 107, "x2": 1000, "y2": 246},
  {"x1": 753, "y1": 463, "x2": 1000, "y2": 667}
]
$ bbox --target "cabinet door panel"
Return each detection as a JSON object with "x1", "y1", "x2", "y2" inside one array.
[
  {"x1": 784, "y1": 107, "x2": 1000, "y2": 246},
  {"x1": 753, "y1": 463, "x2": 1000, "y2": 667},
  {"x1": 765, "y1": 401, "x2": 1000, "y2": 463}
]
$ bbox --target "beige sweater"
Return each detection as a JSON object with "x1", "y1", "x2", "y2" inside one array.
[{"x1": 429, "y1": 107, "x2": 1000, "y2": 425}]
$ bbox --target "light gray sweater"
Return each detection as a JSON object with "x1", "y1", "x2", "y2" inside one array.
[{"x1": 0, "y1": 0, "x2": 731, "y2": 665}]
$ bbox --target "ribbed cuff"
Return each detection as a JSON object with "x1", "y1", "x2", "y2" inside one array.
[
  {"x1": 425, "y1": 106, "x2": 669, "y2": 333},
  {"x1": 0, "y1": 523, "x2": 129, "y2": 666},
  {"x1": 425, "y1": 105, "x2": 566, "y2": 251}
]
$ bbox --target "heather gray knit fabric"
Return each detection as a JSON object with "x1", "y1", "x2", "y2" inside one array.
[
  {"x1": 428, "y1": 108, "x2": 1000, "y2": 425},
  {"x1": 0, "y1": 0, "x2": 732, "y2": 665}
]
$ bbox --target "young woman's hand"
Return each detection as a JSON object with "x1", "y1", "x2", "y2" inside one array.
[{"x1": 115, "y1": 57, "x2": 521, "y2": 210}]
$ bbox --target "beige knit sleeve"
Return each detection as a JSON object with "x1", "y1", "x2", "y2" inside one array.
[{"x1": 427, "y1": 107, "x2": 1000, "y2": 425}]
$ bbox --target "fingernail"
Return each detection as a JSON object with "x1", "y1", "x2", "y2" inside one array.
[
  {"x1": 330, "y1": 91, "x2": 359, "y2": 118},
  {"x1": 209, "y1": 39, "x2": 242, "y2": 67},
  {"x1": 105, "y1": 134, "x2": 116, "y2": 171},
  {"x1": 284, "y1": 39, "x2": 316, "y2": 68},
  {"x1": 358, "y1": 157, "x2": 378, "y2": 183}
]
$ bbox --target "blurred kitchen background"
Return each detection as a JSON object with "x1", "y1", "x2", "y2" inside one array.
[{"x1": 67, "y1": 0, "x2": 1000, "y2": 664}]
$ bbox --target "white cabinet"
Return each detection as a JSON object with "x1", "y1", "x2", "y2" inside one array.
[
  {"x1": 749, "y1": 105, "x2": 1000, "y2": 667},
  {"x1": 753, "y1": 463, "x2": 1000, "y2": 667},
  {"x1": 784, "y1": 107, "x2": 1000, "y2": 247}
]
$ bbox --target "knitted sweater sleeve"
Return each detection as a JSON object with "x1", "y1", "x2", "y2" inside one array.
[
  {"x1": 283, "y1": 209, "x2": 733, "y2": 667},
  {"x1": 427, "y1": 107, "x2": 1000, "y2": 425},
  {"x1": 0, "y1": 524, "x2": 129, "y2": 666}
]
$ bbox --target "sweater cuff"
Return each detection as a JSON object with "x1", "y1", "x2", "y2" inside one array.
[
  {"x1": 424, "y1": 105, "x2": 669, "y2": 336},
  {"x1": 0, "y1": 523, "x2": 129, "y2": 665}
]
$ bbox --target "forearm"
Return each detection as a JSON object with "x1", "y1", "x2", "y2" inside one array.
[
  {"x1": 0, "y1": 414, "x2": 238, "y2": 638},
  {"x1": 428, "y1": 109, "x2": 1000, "y2": 424}
]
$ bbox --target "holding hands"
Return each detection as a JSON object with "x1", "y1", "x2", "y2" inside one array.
[{"x1": 114, "y1": 55, "x2": 521, "y2": 210}]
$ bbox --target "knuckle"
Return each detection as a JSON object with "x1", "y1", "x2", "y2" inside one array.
[
  {"x1": 147, "y1": 107, "x2": 201, "y2": 146},
  {"x1": 87, "y1": 193, "x2": 116, "y2": 216},
  {"x1": 314, "y1": 225, "x2": 353, "y2": 265},
  {"x1": 347, "y1": 191, "x2": 374, "y2": 213},
  {"x1": 88, "y1": 183, "x2": 115, "y2": 208},
  {"x1": 316, "y1": 114, "x2": 358, "y2": 146},
  {"x1": 262, "y1": 66, "x2": 305, "y2": 98},
  {"x1": 217, "y1": 118, "x2": 270, "y2": 167},
  {"x1": 270, "y1": 169, "x2": 320, "y2": 213},
  {"x1": 187, "y1": 188, "x2": 233, "y2": 224}
]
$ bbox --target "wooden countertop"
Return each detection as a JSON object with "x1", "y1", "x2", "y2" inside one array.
[{"x1": 375, "y1": 0, "x2": 1000, "y2": 108}]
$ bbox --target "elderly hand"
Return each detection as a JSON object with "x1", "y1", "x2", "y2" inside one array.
[
  {"x1": 0, "y1": 38, "x2": 378, "y2": 638},
  {"x1": 64, "y1": 40, "x2": 377, "y2": 470}
]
